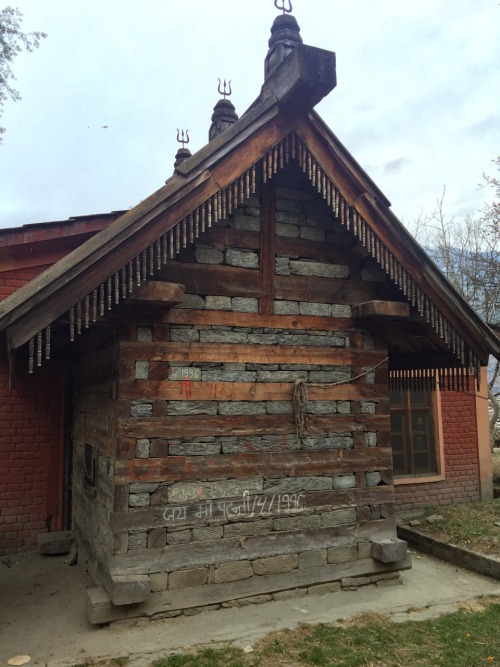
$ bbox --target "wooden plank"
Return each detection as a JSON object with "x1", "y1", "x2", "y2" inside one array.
[
  {"x1": 167, "y1": 309, "x2": 356, "y2": 331},
  {"x1": 119, "y1": 413, "x2": 390, "y2": 439},
  {"x1": 275, "y1": 236, "x2": 355, "y2": 263},
  {"x1": 126, "y1": 281, "x2": 185, "y2": 307},
  {"x1": 352, "y1": 300, "x2": 409, "y2": 319},
  {"x1": 112, "y1": 487, "x2": 395, "y2": 532},
  {"x1": 202, "y1": 228, "x2": 260, "y2": 251},
  {"x1": 159, "y1": 263, "x2": 260, "y2": 299},
  {"x1": 114, "y1": 447, "x2": 393, "y2": 484},
  {"x1": 260, "y1": 181, "x2": 276, "y2": 314},
  {"x1": 119, "y1": 380, "x2": 387, "y2": 402},
  {"x1": 274, "y1": 274, "x2": 387, "y2": 305},
  {"x1": 119, "y1": 341, "x2": 386, "y2": 366}
]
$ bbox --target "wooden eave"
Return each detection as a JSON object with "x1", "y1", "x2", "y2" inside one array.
[{"x1": 0, "y1": 39, "x2": 498, "y2": 375}]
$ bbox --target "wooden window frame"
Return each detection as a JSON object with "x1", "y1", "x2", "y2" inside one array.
[{"x1": 392, "y1": 383, "x2": 445, "y2": 486}]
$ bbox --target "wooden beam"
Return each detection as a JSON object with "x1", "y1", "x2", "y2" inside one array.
[
  {"x1": 119, "y1": 380, "x2": 387, "y2": 402},
  {"x1": 119, "y1": 341, "x2": 386, "y2": 366},
  {"x1": 114, "y1": 448, "x2": 393, "y2": 485},
  {"x1": 112, "y1": 487, "x2": 394, "y2": 532},
  {"x1": 260, "y1": 181, "x2": 276, "y2": 314},
  {"x1": 352, "y1": 301, "x2": 409, "y2": 319},
  {"x1": 167, "y1": 309, "x2": 355, "y2": 331},
  {"x1": 118, "y1": 414, "x2": 390, "y2": 440},
  {"x1": 125, "y1": 281, "x2": 185, "y2": 307}
]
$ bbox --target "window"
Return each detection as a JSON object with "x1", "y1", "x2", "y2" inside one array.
[{"x1": 389, "y1": 389, "x2": 437, "y2": 476}]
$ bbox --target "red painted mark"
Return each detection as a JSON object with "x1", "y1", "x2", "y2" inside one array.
[
  {"x1": 196, "y1": 486, "x2": 203, "y2": 496},
  {"x1": 180, "y1": 378, "x2": 192, "y2": 399},
  {"x1": 243, "y1": 438, "x2": 255, "y2": 451}
]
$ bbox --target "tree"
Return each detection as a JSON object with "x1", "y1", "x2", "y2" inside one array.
[
  {"x1": 407, "y1": 186, "x2": 500, "y2": 448},
  {"x1": 0, "y1": 5, "x2": 46, "y2": 142}
]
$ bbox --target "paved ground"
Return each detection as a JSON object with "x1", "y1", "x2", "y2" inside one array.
[{"x1": 1, "y1": 550, "x2": 500, "y2": 667}]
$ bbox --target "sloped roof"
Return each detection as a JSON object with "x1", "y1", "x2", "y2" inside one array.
[{"x1": 0, "y1": 35, "x2": 498, "y2": 378}]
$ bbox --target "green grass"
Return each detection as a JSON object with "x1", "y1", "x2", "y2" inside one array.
[
  {"x1": 152, "y1": 601, "x2": 500, "y2": 666},
  {"x1": 417, "y1": 500, "x2": 500, "y2": 554},
  {"x1": 152, "y1": 647, "x2": 249, "y2": 667}
]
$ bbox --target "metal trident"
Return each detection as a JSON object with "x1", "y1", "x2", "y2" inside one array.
[
  {"x1": 218, "y1": 78, "x2": 232, "y2": 99},
  {"x1": 176, "y1": 129, "x2": 190, "y2": 147},
  {"x1": 274, "y1": 0, "x2": 292, "y2": 14}
]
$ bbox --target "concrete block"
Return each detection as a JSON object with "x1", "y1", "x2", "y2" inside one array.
[
  {"x1": 372, "y1": 538, "x2": 408, "y2": 563},
  {"x1": 252, "y1": 554, "x2": 299, "y2": 575},
  {"x1": 265, "y1": 476, "x2": 332, "y2": 493},
  {"x1": 299, "y1": 549, "x2": 327, "y2": 569},
  {"x1": 290, "y1": 260, "x2": 349, "y2": 279},
  {"x1": 331, "y1": 305, "x2": 352, "y2": 318},
  {"x1": 214, "y1": 561, "x2": 253, "y2": 583},
  {"x1": 128, "y1": 532, "x2": 147, "y2": 550},
  {"x1": 108, "y1": 575, "x2": 151, "y2": 606},
  {"x1": 299, "y1": 302, "x2": 332, "y2": 317},
  {"x1": 274, "y1": 300, "x2": 299, "y2": 315},
  {"x1": 218, "y1": 402, "x2": 266, "y2": 416},
  {"x1": 300, "y1": 226, "x2": 326, "y2": 242},
  {"x1": 168, "y1": 568, "x2": 208, "y2": 590},
  {"x1": 195, "y1": 247, "x2": 224, "y2": 264},
  {"x1": 167, "y1": 401, "x2": 218, "y2": 416},
  {"x1": 136, "y1": 439, "x2": 150, "y2": 459},
  {"x1": 232, "y1": 297, "x2": 259, "y2": 313},
  {"x1": 205, "y1": 296, "x2": 232, "y2": 310},
  {"x1": 225, "y1": 249, "x2": 259, "y2": 269},
  {"x1": 166, "y1": 530, "x2": 192, "y2": 545},
  {"x1": 150, "y1": 573, "x2": 169, "y2": 592},
  {"x1": 129, "y1": 494, "x2": 150, "y2": 508},
  {"x1": 135, "y1": 361, "x2": 149, "y2": 380},
  {"x1": 137, "y1": 326, "x2": 152, "y2": 342},
  {"x1": 170, "y1": 329, "x2": 200, "y2": 342},
  {"x1": 200, "y1": 331, "x2": 248, "y2": 344},
  {"x1": 168, "y1": 478, "x2": 263, "y2": 503},
  {"x1": 178, "y1": 294, "x2": 206, "y2": 310},
  {"x1": 148, "y1": 528, "x2": 167, "y2": 549},
  {"x1": 273, "y1": 515, "x2": 321, "y2": 531},
  {"x1": 130, "y1": 483, "x2": 159, "y2": 493},
  {"x1": 322, "y1": 509, "x2": 357, "y2": 527},
  {"x1": 191, "y1": 526, "x2": 224, "y2": 542},
  {"x1": 327, "y1": 545, "x2": 358, "y2": 564},
  {"x1": 37, "y1": 530, "x2": 73, "y2": 555}
]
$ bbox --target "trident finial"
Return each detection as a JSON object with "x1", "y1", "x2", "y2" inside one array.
[
  {"x1": 274, "y1": 0, "x2": 292, "y2": 15},
  {"x1": 218, "y1": 78, "x2": 232, "y2": 99},
  {"x1": 176, "y1": 129, "x2": 190, "y2": 148}
]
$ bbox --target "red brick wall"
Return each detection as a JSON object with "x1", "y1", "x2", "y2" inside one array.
[
  {"x1": 0, "y1": 265, "x2": 65, "y2": 555},
  {"x1": 395, "y1": 388, "x2": 480, "y2": 511},
  {"x1": 0, "y1": 361, "x2": 65, "y2": 555},
  {"x1": 0, "y1": 266, "x2": 51, "y2": 300}
]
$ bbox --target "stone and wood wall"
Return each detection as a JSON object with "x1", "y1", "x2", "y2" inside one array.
[{"x1": 83, "y1": 165, "x2": 410, "y2": 623}]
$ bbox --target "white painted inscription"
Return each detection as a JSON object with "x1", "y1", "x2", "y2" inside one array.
[
  {"x1": 168, "y1": 367, "x2": 202, "y2": 381},
  {"x1": 162, "y1": 491, "x2": 306, "y2": 525}
]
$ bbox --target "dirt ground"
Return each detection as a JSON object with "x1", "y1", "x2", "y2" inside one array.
[{"x1": 1, "y1": 550, "x2": 500, "y2": 667}]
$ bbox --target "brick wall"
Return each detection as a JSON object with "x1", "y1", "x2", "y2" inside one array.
[
  {"x1": 395, "y1": 388, "x2": 480, "y2": 510},
  {"x1": 0, "y1": 361, "x2": 64, "y2": 555},
  {"x1": 0, "y1": 263, "x2": 66, "y2": 555},
  {"x1": 0, "y1": 266, "x2": 51, "y2": 300}
]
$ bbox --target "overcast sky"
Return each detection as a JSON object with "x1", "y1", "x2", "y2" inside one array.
[{"x1": 0, "y1": 0, "x2": 499, "y2": 230}]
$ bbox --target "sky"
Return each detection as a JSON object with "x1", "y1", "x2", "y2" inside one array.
[{"x1": 0, "y1": 0, "x2": 499, "y2": 230}]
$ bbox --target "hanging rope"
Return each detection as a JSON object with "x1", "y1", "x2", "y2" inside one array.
[
  {"x1": 293, "y1": 379, "x2": 309, "y2": 445},
  {"x1": 292, "y1": 357, "x2": 390, "y2": 445}
]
